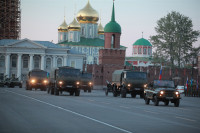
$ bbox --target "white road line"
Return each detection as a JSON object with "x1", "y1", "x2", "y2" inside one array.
[
  {"x1": 144, "y1": 110, "x2": 159, "y2": 114},
  {"x1": 5, "y1": 90, "x2": 133, "y2": 133},
  {"x1": 176, "y1": 116, "x2": 196, "y2": 122}
]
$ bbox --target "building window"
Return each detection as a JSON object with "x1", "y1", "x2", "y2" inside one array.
[
  {"x1": 148, "y1": 48, "x2": 151, "y2": 55},
  {"x1": 0, "y1": 56, "x2": 5, "y2": 67},
  {"x1": 138, "y1": 48, "x2": 142, "y2": 54},
  {"x1": 89, "y1": 27, "x2": 92, "y2": 37},
  {"x1": 57, "y1": 58, "x2": 62, "y2": 67},
  {"x1": 94, "y1": 57, "x2": 97, "y2": 64},
  {"x1": 143, "y1": 48, "x2": 147, "y2": 54},
  {"x1": 71, "y1": 61, "x2": 75, "y2": 68},
  {"x1": 111, "y1": 34, "x2": 115, "y2": 48},
  {"x1": 82, "y1": 27, "x2": 85, "y2": 36},
  {"x1": 34, "y1": 56, "x2": 40, "y2": 69},
  {"x1": 60, "y1": 34, "x2": 63, "y2": 41},
  {"x1": 11, "y1": 55, "x2": 17, "y2": 68},
  {"x1": 23, "y1": 56, "x2": 28, "y2": 68},
  {"x1": 70, "y1": 32, "x2": 73, "y2": 40},
  {"x1": 46, "y1": 58, "x2": 51, "y2": 69}
]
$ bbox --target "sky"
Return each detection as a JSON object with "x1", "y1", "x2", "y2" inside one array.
[{"x1": 21, "y1": 0, "x2": 200, "y2": 56}]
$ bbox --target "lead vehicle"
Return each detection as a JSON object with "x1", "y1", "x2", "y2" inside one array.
[{"x1": 144, "y1": 80, "x2": 181, "y2": 107}]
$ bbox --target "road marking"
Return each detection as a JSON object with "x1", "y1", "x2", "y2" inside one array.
[
  {"x1": 5, "y1": 90, "x2": 133, "y2": 133},
  {"x1": 176, "y1": 116, "x2": 196, "y2": 122},
  {"x1": 101, "y1": 102, "x2": 111, "y2": 105},
  {"x1": 119, "y1": 106, "x2": 130, "y2": 109},
  {"x1": 144, "y1": 110, "x2": 159, "y2": 114}
]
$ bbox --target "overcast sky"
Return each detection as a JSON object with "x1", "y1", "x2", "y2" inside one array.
[{"x1": 21, "y1": 0, "x2": 200, "y2": 56}]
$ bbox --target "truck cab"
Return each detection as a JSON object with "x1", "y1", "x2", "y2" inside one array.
[
  {"x1": 80, "y1": 72, "x2": 93, "y2": 93},
  {"x1": 48, "y1": 66, "x2": 81, "y2": 96},
  {"x1": 26, "y1": 69, "x2": 49, "y2": 91}
]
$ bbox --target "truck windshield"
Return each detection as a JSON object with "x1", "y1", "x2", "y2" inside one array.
[
  {"x1": 153, "y1": 80, "x2": 175, "y2": 88},
  {"x1": 30, "y1": 71, "x2": 48, "y2": 78},
  {"x1": 58, "y1": 68, "x2": 80, "y2": 77},
  {"x1": 82, "y1": 73, "x2": 92, "y2": 79},
  {"x1": 126, "y1": 72, "x2": 147, "y2": 79}
]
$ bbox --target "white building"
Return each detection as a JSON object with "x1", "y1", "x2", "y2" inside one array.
[{"x1": 0, "y1": 39, "x2": 84, "y2": 81}]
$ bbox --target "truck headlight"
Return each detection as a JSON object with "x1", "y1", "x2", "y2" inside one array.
[
  {"x1": 31, "y1": 79, "x2": 35, "y2": 84},
  {"x1": 59, "y1": 81, "x2": 63, "y2": 85},
  {"x1": 144, "y1": 84, "x2": 147, "y2": 88},
  {"x1": 89, "y1": 82, "x2": 92, "y2": 85},
  {"x1": 160, "y1": 91, "x2": 164, "y2": 95},
  {"x1": 128, "y1": 84, "x2": 131, "y2": 87},
  {"x1": 175, "y1": 91, "x2": 179, "y2": 95},
  {"x1": 76, "y1": 82, "x2": 80, "y2": 85},
  {"x1": 43, "y1": 80, "x2": 48, "y2": 84}
]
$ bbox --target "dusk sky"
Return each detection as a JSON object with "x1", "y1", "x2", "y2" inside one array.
[{"x1": 21, "y1": 0, "x2": 200, "y2": 56}]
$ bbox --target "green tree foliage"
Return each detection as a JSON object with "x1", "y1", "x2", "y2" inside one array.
[{"x1": 150, "y1": 11, "x2": 199, "y2": 67}]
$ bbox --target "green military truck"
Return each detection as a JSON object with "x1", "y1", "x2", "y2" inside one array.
[
  {"x1": 26, "y1": 69, "x2": 49, "y2": 91},
  {"x1": 48, "y1": 66, "x2": 81, "y2": 96},
  {"x1": 106, "y1": 69, "x2": 148, "y2": 98},
  {"x1": 80, "y1": 72, "x2": 93, "y2": 93},
  {"x1": 144, "y1": 80, "x2": 181, "y2": 107}
]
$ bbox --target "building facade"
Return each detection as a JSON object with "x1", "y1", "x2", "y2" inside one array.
[{"x1": 0, "y1": 39, "x2": 84, "y2": 81}]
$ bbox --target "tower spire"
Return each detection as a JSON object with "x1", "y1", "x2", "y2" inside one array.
[{"x1": 111, "y1": 1, "x2": 115, "y2": 22}]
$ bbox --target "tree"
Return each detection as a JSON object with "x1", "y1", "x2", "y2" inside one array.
[{"x1": 150, "y1": 11, "x2": 199, "y2": 68}]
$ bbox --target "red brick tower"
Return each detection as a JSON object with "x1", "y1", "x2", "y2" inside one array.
[{"x1": 91, "y1": 2, "x2": 126, "y2": 89}]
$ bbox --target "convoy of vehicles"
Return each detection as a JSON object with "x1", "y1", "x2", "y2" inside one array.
[
  {"x1": 144, "y1": 80, "x2": 181, "y2": 107},
  {"x1": 26, "y1": 69, "x2": 49, "y2": 91},
  {"x1": 80, "y1": 72, "x2": 93, "y2": 92},
  {"x1": 48, "y1": 66, "x2": 81, "y2": 96},
  {"x1": 0, "y1": 67, "x2": 182, "y2": 107},
  {"x1": 106, "y1": 70, "x2": 148, "y2": 98}
]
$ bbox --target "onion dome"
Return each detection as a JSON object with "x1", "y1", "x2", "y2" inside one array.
[
  {"x1": 133, "y1": 38, "x2": 152, "y2": 46},
  {"x1": 68, "y1": 18, "x2": 81, "y2": 31},
  {"x1": 98, "y1": 22, "x2": 104, "y2": 34},
  {"x1": 104, "y1": 2, "x2": 121, "y2": 33},
  {"x1": 76, "y1": 0, "x2": 99, "y2": 24},
  {"x1": 58, "y1": 19, "x2": 68, "y2": 32}
]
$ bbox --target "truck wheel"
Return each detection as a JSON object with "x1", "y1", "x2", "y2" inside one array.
[
  {"x1": 174, "y1": 99, "x2": 180, "y2": 107},
  {"x1": 75, "y1": 89, "x2": 80, "y2": 96},
  {"x1": 55, "y1": 88, "x2": 59, "y2": 96},
  {"x1": 154, "y1": 96, "x2": 159, "y2": 106},
  {"x1": 121, "y1": 90, "x2": 126, "y2": 98},
  {"x1": 105, "y1": 89, "x2": 108, "y2": 96},
  {"x1": 113, "y1": 91, "x2": 118, "y2": 97},
  {"x1": 145, "y1": 96, "x2": 150, "y2": 105},
  {"x1": 88, "y1": 89, "x2": 91, "y2": 93},
  {"x1": 165, "y1": 100, "x2": 169, "y2": 106},
  {"x1": 26, "y1": 84, "x2": 29, "y2": 90},
  {"x1": 19, "y1": 84, "x2": 22, "y2": 88},
  {"x1": 131, "y1": 92, "x2": 136, "y2": 98},
  {"x1": 84, "y1": 89, "x2": 87, "y2": 92},
  {"x1": 50, "y1": 87, "x2": 54, "y2": 95}
]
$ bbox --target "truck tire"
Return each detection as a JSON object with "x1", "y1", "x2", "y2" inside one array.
[
  {"x1": 75, "y1": 89, "x2": 80, "y2": 96},
  {"x1": 154, "y1": 96, "x2": 159, "y2": 106},
  {"x1": 145, "y1": 96, "x2": 150, "y2": 105},
  {"x1": 19, "y1": 84, "x2": 22, "y2": 88},
  {"x1": 70, "y1": 91, "x2": 74, "y2": 96},
  {"x1": 55, "y1": 88, "x2": 59, "y2": 96},
  {"x1": 88, "y1": 88, "x2": 91, "y2": 93},
  {"x1": 113, "y1": 91, "x2": 118, "y2": 97},
  {"x1": 174, "y1": 99, "x2": 180, "y2": 107},
  {"x1": 121, "y1": 87, "x2": 126, "y2": 98},
  {"x1": 140, "y1": 93, "x2": 144, "y2": 98},
  {"x1": 50, "y1": 87, "x2": 54, "y2": 95},
  {"x1": 165, "y1": 100, "x2": 169, "y2": 106}
]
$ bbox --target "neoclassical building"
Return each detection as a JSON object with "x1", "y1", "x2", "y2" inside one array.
[
  {"x1": 126, "y1": 38, "x2": 152, "y2": 67},
  {"x1": 57, "y1": 0, "x2": 125, "y2": 66},
  {"x1": 0, "y1": 39, "x2": 84, "y2": 80}
]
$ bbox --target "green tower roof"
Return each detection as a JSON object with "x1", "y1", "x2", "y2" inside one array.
[
  {"x1": 104, "y1": 2, "x2": 121, "y2": 33},
  {"x1": 133, "y1": 38, "x2": 152, "y2": 46}
]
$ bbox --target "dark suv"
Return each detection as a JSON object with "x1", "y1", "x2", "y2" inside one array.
[
  {"x1": 106, "y1": 69, "x2": 147, "y2": 98},
  {"x1": 80, "y1": 72, "x2": 93, "y2": 92},
  {"x1": 144, "y1": 80, "x2": 181, "y2": 107},
  {"x1": 26, "y1": 69, "x2": 49, "y2": 91},
  {"x1": 48, "y1": 66, "x2": 81, "y2": 96}
]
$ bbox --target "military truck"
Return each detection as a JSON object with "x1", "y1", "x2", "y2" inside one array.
[
  {"x1": 26, "y1": 69, "x2": 49, "y2": 91},
  {"x1": 106, "y1": 69, "x2": 148, "y2": 98},
  {"x1": 48, "y1": 66, "x2": 81, "y2": 96},
  {"x1": 7, "y1": 77, "x2": 22, "y2": 88},
  {"x1": 144, "y1": 80, "x2": 181, "y2": 107},
  {"x1": 80, "y1": 72, "x2": 93, "y2": 92}
]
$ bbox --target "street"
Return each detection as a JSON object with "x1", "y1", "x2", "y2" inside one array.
[{"x1": 0, "y1": 87, "x2": 200, "y2": 133}]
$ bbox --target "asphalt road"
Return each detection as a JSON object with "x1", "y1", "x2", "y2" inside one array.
[{"x1": 0, "y1": 87, "x2": 200, "y2": 133}]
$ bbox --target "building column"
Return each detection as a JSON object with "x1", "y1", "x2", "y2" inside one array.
[
  {"x1": 5, "y1": 53, "x2": 11, "y2": 78},
  {"x1": 17, "y1": 54, "x2": 22, "y2": 80},
  {"x1": 29, "y1": 54, "x2": 34, "y2": 71},
  {"x1": 63, "y1": 55, "x2": 67, "y2": 66},
  {"x1": 53, "y1": 55, "x2": 57, "y2": 68},
  {"x1": 41, "y1": 55, "x2": 45, "y2": 70}
]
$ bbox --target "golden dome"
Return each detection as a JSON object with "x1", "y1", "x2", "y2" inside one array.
[
  {"x1": 98, "y1": 22, "x2": 104, "y2": 34},
  {"x1": 58, "y1": 19, "x2": 68, "y2": 32},
  {"x1": 76, "y1": 0, "x2": 99, "y2": 24},
  {"x1": 68, "y1": 18, "x2": 81, "y2": 31}
]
